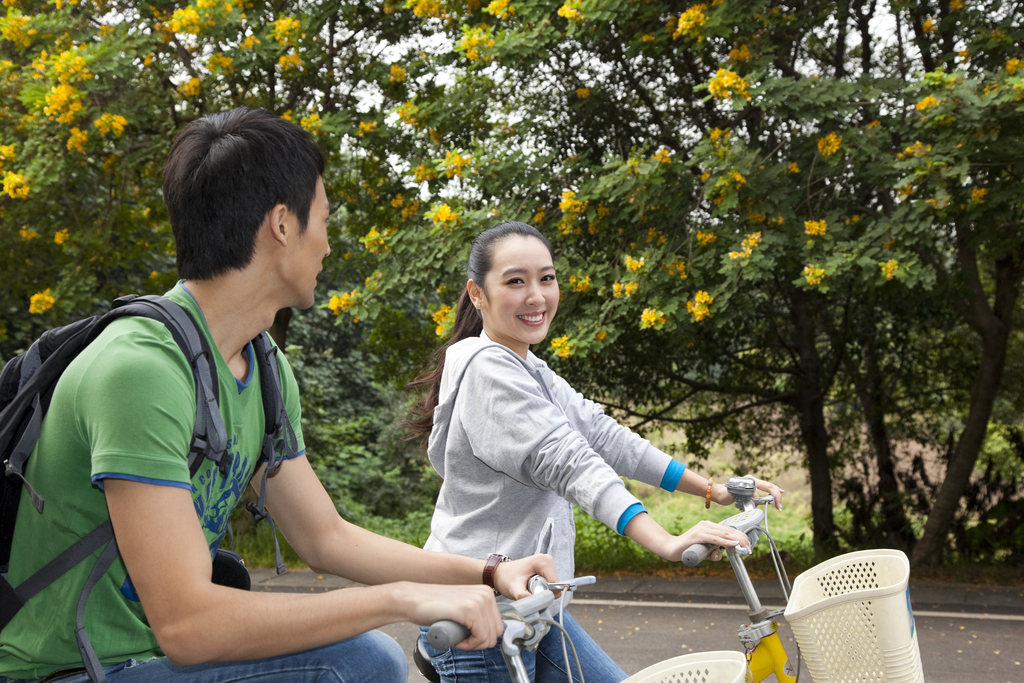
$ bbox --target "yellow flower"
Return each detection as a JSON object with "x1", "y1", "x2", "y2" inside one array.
[
  {"x1": 485, "y1": 0, "x2": 515, "y2": 20},
  {"x1": 880, "y1": 260, "x2": 898, "y2": 281},
  {"x1": 641, "y1": 34, "x2": 656, "y2": 43},
  {"x1": 397, "y1": 100, "x2": 419, "y2": 126},
  {"x1": 430, "y1": 203, "x2": 459, "y2": 225},
  {"x1": 576, "y1": 88, "x2": 590, "y2": 99},
  {"x1": 168, "y1": 7, "x2": 201, "y2": 35},
  {"x1": 950, "y1": 0, "x2": 964, "y2": 9},
  {"x1": 178, "y1": 77, "x2": 201, "y2": 97},
  {"x1": 897, "y1": 141, "x2": 931, "y2": 160},
  {"x1": 816, "y1": 132, "x2": 841, "y2": 156},
  {"x1": 3, "y1": 171, "x2": 29, "y2": 199},
  {"x1": 624, "y1": 281, "x2": 639, "y2": 297},
  {"x1": 533, "y1": 208, "x2": 546, "y2": 223},
  {"x1": 300, "y1": 112, "x2": 321, "y2": 133},
  {"x1": 667, "y1": 258, "x2": 687, "y2": 279},
  {"x1": 20, "y1": 226, "x2": 37, "y2": 240},
  {"x1": 66, "y1": 127, "x2": 87, "y2": 153},
  {"x1": 0, "y1": 144, "x2": 14, "y2": 161},
  {"x1": 922, "y1": 17, "x2": 935, "y2": 34},
  {"x1": 557, "y1": 0, "x2": 584, "y2": 22},
  {"x1": 729, "y1": 231, "x2": 762, "y2": 259},
  {"x1": 803, "y1": 264, "x2": 825, "y2": 286},
  {"x1": 93, "y1": 113, "x2": 128, "y2": 138},
  {"x1": 595, "y1": 330, "x2": 607, "y2": 341},
  {"x1": 729, "y1": 44, "x2": 752, "y2": 62},
  {"x1": 804, "y1": 219, "x2": 827, "y2": 236},
  {"x1": 867, "y1": 120, "x2": 881, "y2": 128},
  {"x1": 278, "y1": 53, "x2": 303, "y2": 72},
  {"x1": 442, "y1": 150, "x2": 472, "y2": 178},
  {"x1": 432, "y1": 304, "x2": 454, "y2": 336},
  {"x1": 272, "y1": 15, "x2": 301, "y2": 45},
  {"x1": 786, "y1": 162, "x2": 800, "y2": 174},
  {"x1": 30, "y1": 288, "x2": 55, "y2": 314},
  {"x1": 54, "y1": 50, "x2": 90, "y2": 84},
  {"x1": 568, "y1": 274, "x2": 591, "y2": 292},
  {"x1": 612, "y1": 282, "x2": 623, "y2": 298},
  {"x1": 358, "y1": 120, "x2": 378, "y2": 136},
  {"x1": 328, "y1": 289, "x2": 362, "y2": 315},
  {"x1": 673, "y1": 4, "x2": 707, "y2": 40},
  {"x1": 1007, "y1": 58, "x2": 1021, "y2": 75},
  {"x1": 653, "y1": 148, "x2": 671, "y2": 164},
  {"x1": 640, "y1": 308, "x2": 667, "y2": 330},
  {"x1": 558, "y1": 190, "x2": 588, "y2": 234},
  {"x1": 390, "y1": 64, "x2": 407, "y2": 82},
  {"x1": 43, "y1": 83, "x2": 84, "y2": 123},
  {"x1": 971, "y1": 187, "x2": 987, "y2": 203},
  {"x1": 915, "y1": 95, "x2": 940, "y2": 110},
  {"x1": 54, "y1": 229, "x2": 69, "y2": 245},
  {"x1": 624, "y1": 255, "x2": 645, "y2": 272},
  {"x1": 696, "y1": 230, "x2": 716, "y2": 246},
  {"x1": 207, "y1": 52, "x2": 234, "y2": 74},
  {"x1": 242, "y1": 35, "x2": 260, "y2": 49},
  {"x1": 1, "y1": 14, "x2": 31, "y2": 47},
  {"x1": 412, "y1": 163, "x2": 435, "y2": 183},
  {"x1": 708, "y1": 69, "x2": 751, "y2": 101},
  {"x1": 686, "y1": 291, "x2": 714, "y2": 321},
  {"x1": 457, "y1": 25, "x2": 495, "y2": 62}
]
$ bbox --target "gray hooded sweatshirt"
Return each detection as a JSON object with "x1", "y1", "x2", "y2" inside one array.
[{"x1": 423, "y1": 333, "x2": 678, "y2": 583}]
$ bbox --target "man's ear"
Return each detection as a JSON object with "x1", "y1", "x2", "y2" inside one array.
[{"x1": 265, "y1": 203, "x2": 291, "y2": 247}]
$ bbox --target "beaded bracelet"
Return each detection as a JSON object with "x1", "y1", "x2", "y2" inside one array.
[{"x1": 705, "y1": 477, "x2": 713, "y2": 509}]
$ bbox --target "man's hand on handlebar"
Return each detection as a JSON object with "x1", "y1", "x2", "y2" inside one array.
[
  {"x1": 404, "y1": 583, "x2": 505, "y2": 650},
  {"x1": 492, "y1": 553, "x2": 558, "y2": 600},
  {"x1": 714, "y1": 476, "x2": 785, "y2": 511}
]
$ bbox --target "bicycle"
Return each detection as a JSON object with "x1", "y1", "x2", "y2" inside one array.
[
  {"x1": 421, "y1": 475, "x2": 791, "y2": 683},
  {"x1": 422, "y1": 476, "x2": 923, "y2": 683}
]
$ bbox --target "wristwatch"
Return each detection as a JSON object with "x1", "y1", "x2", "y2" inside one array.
[{"x1": 482, "y1": 553, "x2": 512, "y2": 593}]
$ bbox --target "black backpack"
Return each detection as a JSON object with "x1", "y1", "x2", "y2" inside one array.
[{"x1": 0, "y1": 295, "x2": 298, "y2": 682}]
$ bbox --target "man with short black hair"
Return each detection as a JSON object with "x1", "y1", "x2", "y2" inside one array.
[{"x1": 0, "y1": 108, "x2": 553, "y2": 683}]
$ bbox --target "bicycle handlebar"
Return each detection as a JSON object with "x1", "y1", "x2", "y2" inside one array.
[{"x1": 426, "y1": 589, "x2": 556, "y2": 650}]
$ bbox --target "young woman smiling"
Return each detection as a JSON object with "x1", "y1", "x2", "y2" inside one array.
[{"x1": 407, "y1": 222, "x2": 784, "y2": 683}]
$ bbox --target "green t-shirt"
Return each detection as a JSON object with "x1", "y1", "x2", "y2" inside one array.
[{"x1": 0, "y1": 284, "x2": 305, "y2": 679}]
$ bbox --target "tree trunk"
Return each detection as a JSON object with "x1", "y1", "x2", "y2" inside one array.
[
  {"x1": 790, "y1": 291, "x2": 836, "y2": 555},
  {"x1": 911, "y1": 253, "x2": 1020, "y2": 566},
  {"x1": 850, "y1": 341, "x2": 915, "y2": 548},
  {"x1": 269, "y1": 307, "x2": 293, "y2": 350}
]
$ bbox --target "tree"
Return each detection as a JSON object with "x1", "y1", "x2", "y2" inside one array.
[{"x1": 338, "y1": 0, "x2": 1024, "y2": 559}]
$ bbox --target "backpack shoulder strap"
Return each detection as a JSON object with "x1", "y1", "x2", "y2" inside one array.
[
  {"x1": 245, "y1": 332, "x2": 298, "y2": 575},
  {"x1": 108, "y1": 295, "x2": 228, "y2": 478}
]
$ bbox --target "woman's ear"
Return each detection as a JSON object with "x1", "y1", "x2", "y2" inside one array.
[{"x1": 467, "y1": 279, "x2": 485, "y2": 310}]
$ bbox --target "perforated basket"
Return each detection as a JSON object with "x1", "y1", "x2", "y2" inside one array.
[
  {"x1": 783, "y1": 549, "x2": 924, "y2": 683},
  {"x1": 623, "y1": 650, "x2": 752, "y2": 683}
]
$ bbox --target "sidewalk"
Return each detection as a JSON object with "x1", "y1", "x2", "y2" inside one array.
[{"x1": 248, "y1": 568, "x2": 1024, "y2": 616}]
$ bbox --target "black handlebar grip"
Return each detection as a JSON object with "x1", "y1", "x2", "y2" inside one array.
[
  {"x1": 681, "y1": 542, "x2": 718, "y2": 567},
  {"x1": 427, "y1": 620, "x2": 471, "y2": 650}
]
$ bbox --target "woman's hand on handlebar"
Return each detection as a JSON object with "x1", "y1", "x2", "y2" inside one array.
[
  {"x1": 492, "y1": 553, "x2": 558, "y2": 600},
  {"x1": 673, "y1": 520, "x2": 751, "y2": 562},
  {"x1": 713, "y1": 477, "x2": 785, "y2": 511}
]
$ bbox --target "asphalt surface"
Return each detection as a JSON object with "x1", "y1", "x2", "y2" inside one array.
[{"x1": 249, "y1": 568, "x2": 1024, "y2": 682}]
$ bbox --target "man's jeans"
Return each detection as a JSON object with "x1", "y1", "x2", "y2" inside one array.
[
  {"x1": 420, "y1": 610, "x2": 627, "y2": 683},
  {"x1": 0, "y1": 630, "x2": 407, "y2": 683}
]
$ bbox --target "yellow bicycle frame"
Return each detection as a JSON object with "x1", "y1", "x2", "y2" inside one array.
[{"x1": 746, "y1": 630, "x2": 796, "y2": 683}]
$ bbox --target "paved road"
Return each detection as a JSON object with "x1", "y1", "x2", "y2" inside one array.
[{"x1": 252, "y1": 570, "x2": 1024, "y2": 682}]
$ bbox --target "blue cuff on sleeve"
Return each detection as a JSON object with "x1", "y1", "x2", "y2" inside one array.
[
  {"x1": 659, "y1": 460, "x2": 686, "y2": 492},
  {"x1": 616, "y1": 502, "x2": 647, "y2": 536}
]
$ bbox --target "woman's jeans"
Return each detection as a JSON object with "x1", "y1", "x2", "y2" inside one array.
[
  {"x1": 420, "y1": 610, "x2": 627, "y2": 683},
  {"x1": 0, "y1": 630, "x2": 406, "y2": 683}
]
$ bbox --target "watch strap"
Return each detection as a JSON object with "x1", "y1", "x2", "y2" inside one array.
[{"x1": 482, "y1": 553, "x2": 511, "y2": 590}]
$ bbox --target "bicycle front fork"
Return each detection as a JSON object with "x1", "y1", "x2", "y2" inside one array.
[{"x1": 745, "y1": 630, "x2": 796, "y2": 683}]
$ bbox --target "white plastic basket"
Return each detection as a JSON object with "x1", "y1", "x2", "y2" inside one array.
[
  {"x1": 623, "y1": 650, "x2": 752, "y2": 683},
  {"x1": 783, "y1": 549, "x2": 924, "y2": 683}
]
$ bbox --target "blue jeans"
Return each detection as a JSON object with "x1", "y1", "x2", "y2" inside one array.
[
  {"x1": 0, "y1": 630, "x2": 406, "y2": 683},
  {"x1": 420, "y1": 610, "x2": 627, "y2": 683}
]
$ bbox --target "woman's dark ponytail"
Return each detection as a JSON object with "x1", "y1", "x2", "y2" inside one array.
[{"x1": 405, "y1": 221, "x2": 552, "y2": 441}]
